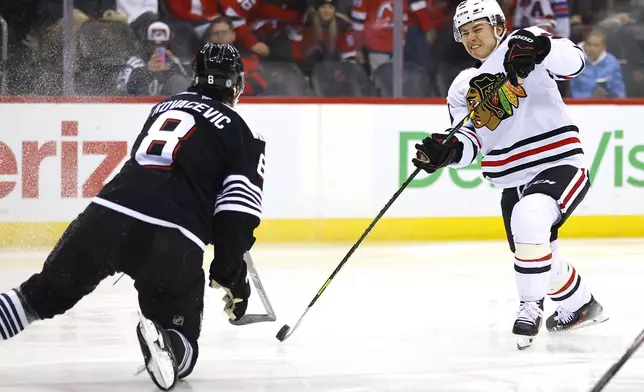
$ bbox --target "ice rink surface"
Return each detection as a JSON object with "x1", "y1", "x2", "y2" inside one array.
[{"x1": 0, "y1": 239, "x2": 643, "y2": 392}]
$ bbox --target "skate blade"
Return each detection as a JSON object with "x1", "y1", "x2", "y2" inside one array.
[
  {"x1": 516, "y1": 335, "x2": 536, "y2": 350},
  {"x1": 137, "y1": 312, "x2": 177, "y2": 391},
  {"x1": 134, "y1": 365, "x2": 146, "y2": 376}
]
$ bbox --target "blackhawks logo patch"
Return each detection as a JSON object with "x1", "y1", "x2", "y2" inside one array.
[{"x1": 466, "y1": 72, "x2": 527, "y2": 131}]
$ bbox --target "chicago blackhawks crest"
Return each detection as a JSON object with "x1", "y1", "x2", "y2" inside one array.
[{"x1": 466, "y1": 73, "x2": 527, "y2": 130}]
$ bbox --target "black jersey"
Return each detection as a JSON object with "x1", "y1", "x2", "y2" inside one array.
[{"x1": 95, "y1": 91, "x2": 266, "y2": 250}]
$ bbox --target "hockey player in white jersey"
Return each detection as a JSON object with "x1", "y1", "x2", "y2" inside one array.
[{"x1": 412, "y1": 0, "x2": 607, "y2": 349}]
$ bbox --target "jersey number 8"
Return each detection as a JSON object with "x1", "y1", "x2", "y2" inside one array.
[{"x1": 135, "y1": 110, "x2": 196, "y2": 168}]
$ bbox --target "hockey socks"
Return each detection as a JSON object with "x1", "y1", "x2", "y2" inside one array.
[
  {"x1": 547, "y1": 240, "x2": 591, "y2": 312},
  {"x1": 0, "y1": 289, "x2": 36, "y2": 340},
  {"x1": 513, "y1": 243, "x2": 550, "y2": 349},
  {"x1": 514, "y1": 243, "x2": 552, "y2": 302}
]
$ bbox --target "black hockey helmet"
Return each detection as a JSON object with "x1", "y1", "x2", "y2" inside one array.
[{"x1": 192, "y1": 43, "x2": 245, "y2": 99}]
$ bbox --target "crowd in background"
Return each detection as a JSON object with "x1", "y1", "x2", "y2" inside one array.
[{"x1": 0, "y1": 0, "x2": 642, "y2": 98}]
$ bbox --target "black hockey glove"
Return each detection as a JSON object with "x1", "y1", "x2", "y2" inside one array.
[
  {"x1": 412, "y1": 132, "x2": 463, "y2": 174},
  {"x1": 209, "y1": 242, "x2": 252, "y2": 321},
  {"x1": 503, "y1": 29, "x2": 551, "y2": 86},
  {"x1": 210, "y1": 211, "x2": 257, "y2": 321}
]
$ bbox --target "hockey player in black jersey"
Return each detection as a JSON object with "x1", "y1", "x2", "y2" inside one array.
[{"x1": 0, "y1": 43, "x2": 265, "y2": 390}]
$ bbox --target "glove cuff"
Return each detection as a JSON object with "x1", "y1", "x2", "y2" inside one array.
[
  {"x1": 433, "y1": 133, "x2": 464, "y2": 165},
  {"x1": 535, "y1": 35, "x2": 551, "y2": 64},
  {"x1": 451, "y1": 140, "x2": 464, "y2": 164},
  {"x1": 209, "y1": 279, "x2": 223, "y2": 289},
  {"x1": 210, "y1": 274, "x2": 250, "y2": 298}
]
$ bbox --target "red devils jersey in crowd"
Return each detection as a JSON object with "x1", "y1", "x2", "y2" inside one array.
[
  {"x1": 350, "y1": 0, "x2": 433, "y2": 53},
  {"x1": 242, "y1": 55, "x2": 267, "y2": 96},
  {"x1": 297, "y1": 14, "x2": 357, "y2": 63},
  {"x1": 219, "y1": 0, "x2": 307, "y2": 50},
  {"x1": 165, "y1": 0, "x2": 220, "y2": 21}
]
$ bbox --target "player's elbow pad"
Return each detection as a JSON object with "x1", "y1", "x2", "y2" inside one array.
[{"x1": 545, "y1": 41, "x2": 585, "y2": 80}]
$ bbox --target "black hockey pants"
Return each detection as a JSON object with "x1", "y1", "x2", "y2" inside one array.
[{"x1": 18, "y1": 202, "x2": 204, "y2": 377}]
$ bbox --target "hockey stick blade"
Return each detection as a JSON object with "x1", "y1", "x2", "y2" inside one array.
[
  {"x1": 276, "y1": 74, "x2": 510, "y2": 342},
  {"x1": 228, "y1": 252, "x2": 277, "y2": 326},
  {"x1": 589, "y1": 327, "x2": 644, "y2": 392},
  {"x1": 229, "y1": 313, "x2": 277, "y2": 326}
]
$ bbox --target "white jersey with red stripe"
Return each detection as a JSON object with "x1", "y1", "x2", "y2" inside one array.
[{"x1": 446, "y1": 26, "x2": 586, "y2": 189}]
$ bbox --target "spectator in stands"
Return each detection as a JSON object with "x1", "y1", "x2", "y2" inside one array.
[
  {"x1": 500, "y1": 0, "x2": 514, "y2": 29},
  {"x1": 569, "y1": 0, "x2": 610, "y2": 24},
  {"x1": 297, "y1": 0, "x2": 356, "y2": 72},
  {"x1": 206, "y1": 16, "x2": 267, "y2": 96},
  {"x1": 425, "y1": 0, "x2": 474, "y2": 96},
  {"x1": 571, "y1": 31, "x2": 626, "y2": 98},
  {"x1": 595, "y1": 0, "x2": 644, "y2": 96},
  {"x1": 116, "y1": 0, "x2": 158, "y2": 23},
  {"x1": 0, "y1": 0, "x2": 66, "y2": 94},
  {"x1": 565, "y1": 0, "x2": 603, "y2": 42},
  {"x1": 129, "y1": 11, "x2": 161, "y2": 41},
  {"x1": 73, "y1": 0, "x2": 130, "y2": 20},
  {"x1": 597, "y1": 0, "x2": 643, "y2": 30},
  {"x1": 116, "y1": 21, "x2": 189, "y2": 95},
  {"x1": 219, "y1": 0, "x2": 307, "y2": 61},
  {"x1": 512, "y1": 0, "x2": 571, "y2": 38},
  {"x1": 73, "y1": 0, "x2": 111, "y2": 18},
  {"x1": 161, "y1": 0, "x2": 219, "y2": 23},
  {"x1": 350, "y1": 0, "x2": 436, "y2": 73}
]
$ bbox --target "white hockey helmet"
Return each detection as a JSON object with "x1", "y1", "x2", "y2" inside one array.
[{"x1": 453, "y1": 0, "x2": 506, "y2": 42}]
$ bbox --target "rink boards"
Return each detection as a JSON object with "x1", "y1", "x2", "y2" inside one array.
[{"x1": 0, "y1": 98, "x2": 643, "y2": 246}]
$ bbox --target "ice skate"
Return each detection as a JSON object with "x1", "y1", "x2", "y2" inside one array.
[
  {"x1": 513, "y1": 299, "x2": 544, "y2": 350},
  {"x1": 546, "y1": 295, "x2": 608, "y2": 332},
  {"x1": 136, "y1": 312, "x2": 178, "y2": 391}
]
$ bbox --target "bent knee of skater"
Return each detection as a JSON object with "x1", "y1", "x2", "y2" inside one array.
[{"x1": 510, "y1": 194, "x2": 560, "y2": 244}]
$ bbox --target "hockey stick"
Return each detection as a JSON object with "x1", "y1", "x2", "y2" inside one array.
[
  {"x1": 275, "y1": 74, "x2": 510, "y2": 342},
  {"x1": 229, "y1": 251, "x2": 277, "y2": 326},
  {"x1": 589, "y1": 327, "x2": 644, "y2": 392}
]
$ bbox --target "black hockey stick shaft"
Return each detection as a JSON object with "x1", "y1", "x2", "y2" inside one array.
[
  {"x1": 308, "y1": 74, "x2": 509, "y2": 309},
  {"x1": 308, "y1": 166, "x2": 422, "y2": 308},
  {"x1": 276, "y1": 74, "x2": 509, "y2": 341},
  {"x1": 589, "y1": 327, "x2": 644, "y2": 392}
]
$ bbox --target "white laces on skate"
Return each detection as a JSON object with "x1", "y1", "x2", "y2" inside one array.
[
  {"x1": 517, "y1": 301, "x2": 543, "y2": 323},
  {"x1": 554, "y1": 306, "x2": 574, "y2": 324}
]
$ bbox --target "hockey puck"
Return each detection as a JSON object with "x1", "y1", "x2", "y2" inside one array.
[{"x1": 276, "y1": 324, "x2": 290, "y2": 341}]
